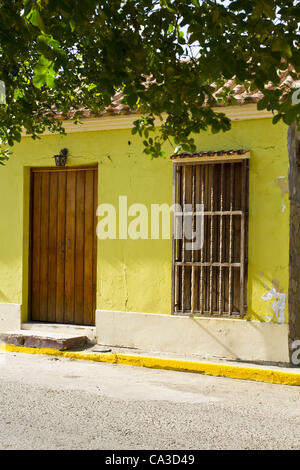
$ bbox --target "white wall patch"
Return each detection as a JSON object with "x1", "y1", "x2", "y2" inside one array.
[{"x1": 261, "y1": 288, "x2": 286, "y2": 323}]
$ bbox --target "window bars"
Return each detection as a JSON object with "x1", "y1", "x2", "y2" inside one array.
[{"x1": 171, "y1": 153, "x2": 249, "y2": 317}]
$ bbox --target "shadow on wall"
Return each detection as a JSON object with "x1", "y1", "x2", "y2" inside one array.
[
  {"x1": 190, "y1": 317, "x2": 238, "y2": 359},
  {"x1": 189, "y1": 312, "x2": 288, "y2": 364},
  {"x1": 0, "y1": 289, "x2": 11, "y2": 303}
]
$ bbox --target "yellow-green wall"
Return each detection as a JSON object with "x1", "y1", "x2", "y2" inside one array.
[{"x1": 0, "y1": 117, "x2": 290, "y2": 323}]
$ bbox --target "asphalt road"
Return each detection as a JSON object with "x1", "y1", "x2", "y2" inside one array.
[{"x1": 0, "y1": 352, "x2": 299, "y2": 450}]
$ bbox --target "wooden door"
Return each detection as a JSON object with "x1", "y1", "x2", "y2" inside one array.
[{"x1": 30, "y1": 167, "x2": 98, "y2": 326}]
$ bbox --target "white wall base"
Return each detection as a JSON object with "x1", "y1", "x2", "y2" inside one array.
[
  {"x1": 0, "y1": 303, "x2": 21, "y2": 331},
  {"x1": 96, "y1": 310, "x2": 290, "y2": 363}
]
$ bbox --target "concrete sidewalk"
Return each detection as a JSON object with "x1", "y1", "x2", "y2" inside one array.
[{"x1": 1, "y1": 342, "x2": 300, "y2": 386}]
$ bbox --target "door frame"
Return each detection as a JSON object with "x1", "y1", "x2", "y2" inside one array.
[{"x1": 28, "y1": 164, "x2": 98, "y2": 325}]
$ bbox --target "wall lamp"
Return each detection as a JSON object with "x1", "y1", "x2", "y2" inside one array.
[{"x1": 54, "y1": 148, "x2": 68, "y2": 167}]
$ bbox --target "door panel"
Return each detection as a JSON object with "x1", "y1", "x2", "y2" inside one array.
[
  {"x1": 31, "y1": 172, "x2": 42, "y2": 321},
  {"x1": 64, "y1": 171, "x2": 76, "y2": 324},
  {"x1": 74, "y1": 170, "x2": 85, "y2": 326},
  {"x1": 55, "y1": 171, "x2": 67, "y2": 323},
  {"x1": 39, "y1": 171, "x2": 50, "y2": 321},
  {"x1": 47, "y1": 172, "x2": 58, "y2": 322},
  {"x1": 30, "y1": 167, "x2": 98, "y2": 326}
]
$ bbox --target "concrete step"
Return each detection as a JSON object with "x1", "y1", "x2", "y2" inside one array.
[
  {"x1": 0, "y1": 330, "x2": 87, "y2": 351},
  {"x1": 22, "y1": 322, "x2": 96, "y2": 342}
]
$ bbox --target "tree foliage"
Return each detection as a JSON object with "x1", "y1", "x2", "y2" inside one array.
[{"x1": 0, "y1": 0, "x2": 299, "y2": 161}]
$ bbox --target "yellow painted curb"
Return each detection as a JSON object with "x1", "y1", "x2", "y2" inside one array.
[{"x1": 1, "y1": 343, "x2": 300, "y2": 386}]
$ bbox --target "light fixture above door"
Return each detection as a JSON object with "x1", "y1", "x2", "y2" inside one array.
[{"x1": 53, "y1": 148, "x2": 68, "y2": 167}]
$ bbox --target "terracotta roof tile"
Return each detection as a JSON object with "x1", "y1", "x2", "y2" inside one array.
[
  {"x1": 50, "y1": 69, "x2": 299, "y2": 120},
  {"x1": 170, "y1": 149, "x2": 249, "y2": 160}
]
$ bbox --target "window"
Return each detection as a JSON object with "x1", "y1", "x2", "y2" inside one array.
[{"x1": 171, "y1": 151, "x2": 249, "y2": 317}]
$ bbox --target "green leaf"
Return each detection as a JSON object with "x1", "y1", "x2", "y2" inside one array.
[
  {"x1": 283, "y1": 106, "x2": 300, "y2": 125},
  {"x1": 257, "y1": 98, "x2": 268, "y2": 111},
  {"x1": 45, "y1": 74, "x2": 55, "y2": 88},
  {"x1": 32, "y1": 74, "x2": 46, "y2": 88},
  {"x1": 24, "y1": 0, "x2": 34, "y2": 16},
  {"x1": 36, "y1": 11, "x2": 45, "y2": 32},
  {"x1": 272, "y1": 114, "x2": 282, "y2": 124},
  {"x1": 272, "y1": 39, "x2": 292, "y2": 57},
  {"x1": 262, "y1": 1, "x2": 276, "y2": 19},
  {"x1": 69, "y1": 19, "x2": 76, "y2": 32},
  {"x1": 29, "y1": 9, "x2": 46, "y2": 32}
]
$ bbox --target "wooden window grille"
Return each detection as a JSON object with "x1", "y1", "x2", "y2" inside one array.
[{"x1": 171, "y1": 154, "x2": 249, "y2": 317}]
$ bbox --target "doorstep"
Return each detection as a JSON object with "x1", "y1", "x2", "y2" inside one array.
[
  {"x1": 22, "y1": 321, "x2": 97, "y2": 343},
  {"x1": 0, "y1": 329, "x2": 88, "y2": 351}
]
